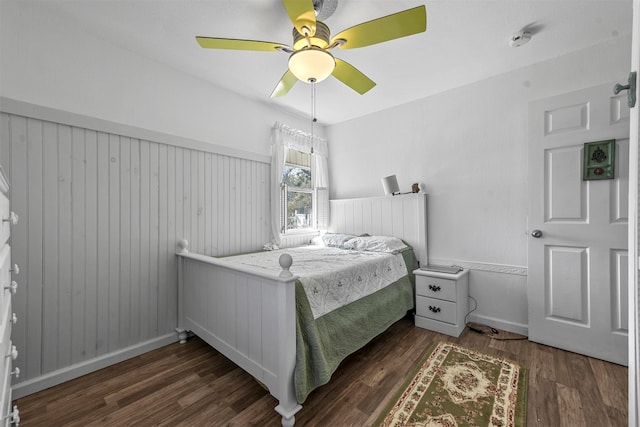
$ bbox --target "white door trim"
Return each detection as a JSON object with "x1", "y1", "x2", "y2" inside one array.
[{"x1": 628, "y1": 1, "x2": 639, "y2": 426}]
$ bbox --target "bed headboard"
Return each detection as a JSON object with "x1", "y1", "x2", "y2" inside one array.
[{"x1": 328, "y1": 193, "x2": 428, "y2": 266}]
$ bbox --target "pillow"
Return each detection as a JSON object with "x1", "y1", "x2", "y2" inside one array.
[
  {"x1": 342, "y1": 235, "x2": 408, "y2": 254},
  {"x1": 322, "y1": 233, "x2": 356, "y2": 248},
  {"x1": 311, "y1": 235, "x2": 325, "y2": 246}
]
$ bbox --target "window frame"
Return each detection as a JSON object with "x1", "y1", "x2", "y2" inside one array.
[{"x1": 281, "y1": 149, "x2": 316, "y2": 235}]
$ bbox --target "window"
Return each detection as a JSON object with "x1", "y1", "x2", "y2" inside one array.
[
  {"x1": 270, "y1": 121, "x2": 329, "y2": 245},
  {"x1": 281, "y1": 149, "x2": 313, "y2": 232}
]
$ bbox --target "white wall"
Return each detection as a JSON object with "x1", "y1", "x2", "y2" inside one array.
[
  {"x1": 0, "y1": 1, "x2": 324, "y2": 157},
  {"x1": 328, "y1": 35, "x2": 632, "y2": 333}
]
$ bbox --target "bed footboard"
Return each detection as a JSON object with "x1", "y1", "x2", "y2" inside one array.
[{"x1": 176, "y1": 240, "x2": 301, "y2": 426}]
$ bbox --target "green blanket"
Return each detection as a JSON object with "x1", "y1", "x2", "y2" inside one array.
[{"x1": 294, "y1": 249, "x2": 417, "y2": 403}]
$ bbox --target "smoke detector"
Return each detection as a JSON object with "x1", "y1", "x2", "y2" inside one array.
[{"x1": 509, "y1": 30, "x2": 531, "y2": 47}]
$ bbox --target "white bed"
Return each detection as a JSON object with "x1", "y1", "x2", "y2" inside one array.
[{"x1": 176, "y1": 193, "x2": 428, "y2": 426}]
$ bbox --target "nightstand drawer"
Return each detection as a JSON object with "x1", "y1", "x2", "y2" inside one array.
[
  {"x1": 415, "y1": 275, "x2": 456, "y2": 301},
  {"x1": 416, "y1": 296, "x2": 457, "y2": 324}
]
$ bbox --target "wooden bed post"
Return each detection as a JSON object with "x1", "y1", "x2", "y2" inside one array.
[{"x1": 274, "y1": 253, "x2": 302, "y2": 426}]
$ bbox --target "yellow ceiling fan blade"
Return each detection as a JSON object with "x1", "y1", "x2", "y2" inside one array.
[
  {"x1": 196, "y1": 37, "x2": 288, "y2": 52},
  {"x1": 270, "y1": 70, "x2": 298, "y2": 97},
  {"x1": 332, "y1": 58, "x2": 376, "y2": 95},
  {"x1": 283, "y1": 0, "x2": 317, "y2": 37},
  {"x1": 331, "y1": 5, "x2": 426, "y2": 50}
]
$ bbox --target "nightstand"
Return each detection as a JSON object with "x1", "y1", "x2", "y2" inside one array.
[{"x1": 413, "y1": 268, "x2": 469, "y2": 337}]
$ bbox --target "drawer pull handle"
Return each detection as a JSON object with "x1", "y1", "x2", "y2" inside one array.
[
  {"x1": 6, "y1": 345, "x2": 18, "y2": 360},
  {"x1": 428, "y1": 305, "x2": 441, "y2": 313},
  {"x1": 5, "y1": 405, "x2": 19, "y2": 426},
  {"x1": 4, "y1": 281, "x2": 18, "y2": 294},
  {"x1": 428, "y1": 284, "x2": 441, "y2": 292},
  {"x1": 3, "y1": 211, "x2": 19, "y2": 225},
  {"x1": 11, "y1": 367, "x2": 20, "y2": 379},
  {"x1": 11, "y1": 313, "x2": 17, "y2": 325},
  {"x1": 10, "y1": 264, "x2": 19, "y2": 275}
]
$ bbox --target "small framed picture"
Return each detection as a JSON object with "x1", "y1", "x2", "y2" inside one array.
[{"x1": 583, "y1": 139, "x2": 615, "y2": 180}]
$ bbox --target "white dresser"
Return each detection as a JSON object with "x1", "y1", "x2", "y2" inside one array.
[
  {"x1": 414, "y1": 268, "x2": 469, "y2": 337},
  {"x1": 0, "y1": 167, "x2": 19, "y2": 426}
]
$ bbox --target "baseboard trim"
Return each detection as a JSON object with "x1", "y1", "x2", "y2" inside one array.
[
  {"x1": 467, "y1": 313, "x2": 529, "y2": 336},
  {"x1": 11, "y1": 333, "x2": 179, "y2": 399}
]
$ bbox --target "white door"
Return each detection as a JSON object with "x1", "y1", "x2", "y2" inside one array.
[{"x1": 528, "y1": 83, "x2": 629, "y2": 365}]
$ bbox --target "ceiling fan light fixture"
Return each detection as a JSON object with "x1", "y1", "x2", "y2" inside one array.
[{"x1": 288, "y1": 47, "x2": 335, "y2": 83}]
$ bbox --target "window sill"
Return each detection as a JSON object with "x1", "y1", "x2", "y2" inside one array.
[{"x1": 282, "y1": 229, "x2": 319, "y2": 237}]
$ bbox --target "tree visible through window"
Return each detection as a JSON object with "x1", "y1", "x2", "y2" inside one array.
[{"x1": 282, "y1": 149, "x2": 313, "y2": 231}]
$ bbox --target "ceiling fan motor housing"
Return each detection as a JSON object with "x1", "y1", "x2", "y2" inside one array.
[
  {"x1": 313, "y1": 0, "x2": 338, "y2": 21},
  {"x1": 293, "y1": 20, "x2": 331, "y2": 50}
]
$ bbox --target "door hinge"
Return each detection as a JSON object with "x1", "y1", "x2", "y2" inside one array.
[{"x1": 613, "y1": 71, "x2": 636, "y2": 108}]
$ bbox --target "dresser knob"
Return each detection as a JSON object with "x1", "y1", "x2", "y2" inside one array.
[
  {"x1": 11, "y1": 367, "x2": 20, "y2": 379},
  {"x1": 6, "y1": 345, "x2": 18, "y2": 360},
  {"x1": 4, "y1": 281, "x2": 18, "y2": 295},
  {"x1": 4, "y1": 405, "x2": 19, "y2": 425},
  {"x1": 11, "y1": 313, "x2": 17, "y2": 325},
  {"x1": 2, "y1": 211, "x2": 18, "y2": 225},
  {"x1": 428, "y1": 305, "x2": 441, "y2": 313},
  {"x1": 428, "y1": 284, "x2": 441, "y2": 292},
  {"x1": 10, "y1": 264, "x2": 19, "y2": 275}
]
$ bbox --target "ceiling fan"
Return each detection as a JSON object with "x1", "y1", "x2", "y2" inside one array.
[{"x1": 196, "y1": 0, "x2": 427, "y2": 98}]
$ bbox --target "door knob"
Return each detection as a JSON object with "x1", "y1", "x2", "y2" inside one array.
[{"x1": 531, "y1": 229, "x2": 543, "y2": 238}]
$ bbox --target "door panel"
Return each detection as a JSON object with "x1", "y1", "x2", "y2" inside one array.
[
  {"x1": 529, "y1": 83, "x2": 629, "y2": 365},
  {"x1": 611, "y1": 249, "x2": 628, "y2": 332},
  {"x1": 544, "y1": 102, "x2": 589, "y2": 135},
  {"x1": 611, "y1": 139, "x2": 629, "y2": 222},
  {"x1": 546, "y1": 245, "x2": 588, "y2": 323},
  {"x1": 546, "y1": 146, "x2": 586, "y2": 221}
]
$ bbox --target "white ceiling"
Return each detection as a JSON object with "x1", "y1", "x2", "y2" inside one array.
[{"x1": 48, "y1": 0, "x2": 633, "y2": 125}]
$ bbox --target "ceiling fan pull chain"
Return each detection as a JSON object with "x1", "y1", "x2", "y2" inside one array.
[
  {"x1": 312, "y1": 81, "x2": 317, "y2": 123},
  {"x1": 311, "y1": 81, "x2": 317, "y2": 152}
]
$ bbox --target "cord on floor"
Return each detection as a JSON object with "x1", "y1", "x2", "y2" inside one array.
[{"x1": 465, "y1": 296, "x2": 528, "y2": 341}]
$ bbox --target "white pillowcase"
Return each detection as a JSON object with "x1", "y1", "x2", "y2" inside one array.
[
  {"x1": 311, "y1": 235, "x2": 325, "y2": 246},
  {"x1": 321, "y1": 233, "x2": 356, "y2": 248},
  {"x1": 342, "y1": 235, "x2": 408, "y2": 254}
]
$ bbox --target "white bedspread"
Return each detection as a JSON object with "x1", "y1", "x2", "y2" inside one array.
[{"x1": 224, "y1": 246, "x2": 408, "y2": 319}]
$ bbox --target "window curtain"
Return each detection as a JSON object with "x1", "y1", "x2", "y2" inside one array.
[{"x1": 270, "y1": 121, "x2": 329, "y2": 246}]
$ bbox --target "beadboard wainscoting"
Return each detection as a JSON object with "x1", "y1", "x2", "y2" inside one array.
[{"x1": 0, "y1": 101, "x2": 271, "y2": 398}]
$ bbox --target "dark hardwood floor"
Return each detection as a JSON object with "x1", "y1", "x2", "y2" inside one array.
[{"x1": 15, "y1": 317, "x2": 628, "y2": 426}]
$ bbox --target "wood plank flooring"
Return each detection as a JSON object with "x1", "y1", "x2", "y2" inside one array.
[{"x1": 15, "y1": 317, "x2": 628, "y2": 426}]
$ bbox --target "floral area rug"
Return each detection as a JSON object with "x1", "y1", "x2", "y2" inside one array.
[{"x1": 376, "y1": 341, "x2": 527, "y2": 427}]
